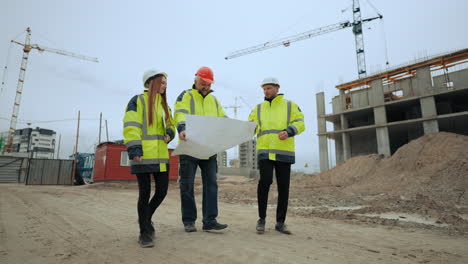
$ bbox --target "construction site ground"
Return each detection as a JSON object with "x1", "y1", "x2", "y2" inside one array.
[{"x1": 1, "y1": 132, "x2": 467, "y2": 263}]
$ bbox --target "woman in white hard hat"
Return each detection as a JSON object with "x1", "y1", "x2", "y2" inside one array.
[{"x1": 123, "y1": 69, "x2": 176, "y2": 248}]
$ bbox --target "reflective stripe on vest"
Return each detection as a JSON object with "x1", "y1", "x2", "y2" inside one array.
[
  {"x1": 130, "y1": 158, "x2": 169, "y2": 165},
  {"x1": 213, "y1": 97, "x2": 219, "y2": 116},
  {"x1": 257, "y1": 149, "x2": 295, "y2": 157},
  {"x1": 258, "y1": 129, "x2": 282, "y2": 137},
  {"x1": 142, "y1": 135, "x2": 165, "y2": 140},
  {"x1": 257, "y1": 103, "x2": 262, "y2": 129},
  {"x1": 175, "y1": 109, "x2": 189, "y2": 114},
  {"x1": 138, "y1": 94, "x2": 165, "y2": 141},
  {"x1": 188, "y1": 92, "x2": 195, "y2": 114},
  {"x1": 125, "y1": 140, "x2": 142, "y2": 147},
  {"x1": 291, "y1": 118, "x2": 304, "y2": 123},
  {"x1": 124, "y1": 121, "x2": 142, "y2": 128}
]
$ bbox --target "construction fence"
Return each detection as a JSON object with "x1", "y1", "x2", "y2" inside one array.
[
  {"x1": 0, "y1": 156, "x2": 74, "y2": 185},
  {"x1": 0, "y1": 156, "x2": 27, "y2": 183}
]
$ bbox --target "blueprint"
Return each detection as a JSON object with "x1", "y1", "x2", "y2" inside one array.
[{"x1": 172, "y1": 115, "x2": 256, "y2": 159}]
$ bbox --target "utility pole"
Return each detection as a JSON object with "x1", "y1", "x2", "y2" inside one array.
[
  {"x1": 105, "y1": 120, "x2": 109, "y2": 142},
  {"x1": 99, "y1": 112, "x2": 102, "y2": 144},
  {"x1": 56, "y1": 134, "x2": 61, "y2": 159},
  {"x1": 71, "y1": 111, "x2": 80, "y2": 185}
]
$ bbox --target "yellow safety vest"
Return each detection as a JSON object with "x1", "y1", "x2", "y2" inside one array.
[
  {"x1": 174, "y1": 86, "x2": 227, "y2": 133},
  {"x1": 248, "y1": 94, "x2": 305, "y2": 163},
  {"x1": 123, "y1": 91, "x2": 175, "y2": 173}
]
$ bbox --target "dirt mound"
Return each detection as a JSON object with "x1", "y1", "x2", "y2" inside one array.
[
  {"x1": 309, "y1": 132, "x2": 468, "y2": 201},
  {"x1": 218, "y1": 132, "x2": 468, "y2": 232}
]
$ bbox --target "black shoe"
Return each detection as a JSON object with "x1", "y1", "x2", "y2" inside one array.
[
  {"x1": 256, "y1": 219, "x2": 265, "y2": 234},
  {"x1": 275, "y1": 222, "x2": 291, "y2": 235},
  {"x1": 138, "y1": 233, "x2": 154, "y2": 248},
  {"x1": 184, "y1": 223, "x2": 197, "y2": 232},
  {"x1": 202, "y1": 222, "x2": 228, "y2": 231},
  {"x1": 148, "y1": 221, "x2": 155, "y2": 238}
]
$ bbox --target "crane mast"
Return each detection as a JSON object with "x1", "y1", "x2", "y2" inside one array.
[
  {"x1": 224, "y1": 97, "x2": 241, "y2": 119},
  {"x1": 5, "y1": 28, "x2": 32, "y2": 153},
  {"x1": 353, "y1": 0, "x2": 367, "y2": 78},
  {"x1": 4, "y1": 27, "x2": 98, "y2": 153}
]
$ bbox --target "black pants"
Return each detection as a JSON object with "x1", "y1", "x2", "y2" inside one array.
[
  {"x1": 136, "y1": 172, "x2": 169, "y2": 235},
  {"x1": 257, "y1": 159, "x2": 291, "y2": 223}
]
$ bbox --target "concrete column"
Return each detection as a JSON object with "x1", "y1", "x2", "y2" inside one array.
[
  {"x1": 376, "y1": 127, "x2": 391, "y2": 156},
  {"x1": 316, "y1": 92, "x2": 329, "y2": 172},
  {"x1": 342, "y1": 133, "x2": 351, "y2": 160},
  {"x1": 340, "y1": 114, "x2": 351, "y2": 160},
  {"x1": 420, "y1": 96, "x2": 439, "y2": 134},
  {"x1": 374, "y1": 106, "x2": 387, "y2": 124},
  {"x1": 339, "y1": 89, "x2": 346, "y2": 112},
  {"x1": 374, "y1": 106, "x2": 391, "y2": 156},
  {"x1": 413, "y1": 66, "x2": 432, "y2": 96},
  {"x1": 334, "y1": 136, "x2": 344, "y2": 164},
  {"x1": 333, "y1": 121, "x2": 343, "y2": 164},
  {"x1": 370, "y1": 79, "x2": 384, "y2": 106}
]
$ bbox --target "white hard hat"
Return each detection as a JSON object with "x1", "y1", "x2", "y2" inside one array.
[
  {"x1": 142, "y1": 69, "x2": 167, "y2": 85},
  {"x1": 260, "y1": 77, "x2": 280, "y2": 87}
]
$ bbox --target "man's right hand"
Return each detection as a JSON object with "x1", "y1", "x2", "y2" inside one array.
[
  {"x1": 179, "y1": 131, "x2": 187, "y2": 141},
  {"x1": 133, "y1": 156, "x2": 141, "y2": 162}
]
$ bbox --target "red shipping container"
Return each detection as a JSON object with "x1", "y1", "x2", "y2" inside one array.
[{"x1": 93, "y1": 142, "x2": 179, "y2": 182}]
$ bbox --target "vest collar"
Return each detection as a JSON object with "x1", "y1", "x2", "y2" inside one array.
[
  {"x1": 264, "y1": 94, "x2": 284, "y2": 103},
  {"x1": 192, "y1": 84, "x2": 214, "y2": 98}
]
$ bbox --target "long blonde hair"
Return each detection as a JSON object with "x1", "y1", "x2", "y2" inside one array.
[{"x1": 147, "y1": 75, "x2": 171, "y2": 127}]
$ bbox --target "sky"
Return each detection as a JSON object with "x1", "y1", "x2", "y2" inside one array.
[{"x1": 0, "y1": 0, "x2": 467, "y2": 173}]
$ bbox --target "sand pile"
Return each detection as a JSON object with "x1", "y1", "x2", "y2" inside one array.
[{"x1": 309, "y1": 132, "x2": 468, "y2": 203}]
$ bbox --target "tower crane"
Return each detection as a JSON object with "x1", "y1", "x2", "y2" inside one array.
[
  {"x1": 225, "y1": 0, "x2": 382, "y2": 79},
  {"x1": 223, "y1": 97, "x2": 242, "y2": 163},
  {"x1": 223, "y1": 97, "x2": 241, "y2": 119},
  {"x1": 4, "y1": 27, "x2": 98, "y2": 152}
]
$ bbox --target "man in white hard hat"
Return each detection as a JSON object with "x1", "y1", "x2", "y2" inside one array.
[{"x1": 248, "y1": 77, "x2": 305, "y2": 235}]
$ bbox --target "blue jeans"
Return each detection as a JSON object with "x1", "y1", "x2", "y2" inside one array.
[{"x1": 179, "y1": 155, "x2": 218, "y2": 226}]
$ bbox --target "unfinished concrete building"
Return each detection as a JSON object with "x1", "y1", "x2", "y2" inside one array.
[
  {"x1": 239, "y1": 139, "x2": 257, "y2": 170},
  {"x1": 316, "y1": 48, "x2": 468, "y2": 172},
  {"x1": 217, "y1": 151, "x2": 227, "y2": 168}
]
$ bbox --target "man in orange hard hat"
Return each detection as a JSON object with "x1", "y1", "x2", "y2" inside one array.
[{"x1": 174, "y1": 66, "x2": 229, "y2": 233}]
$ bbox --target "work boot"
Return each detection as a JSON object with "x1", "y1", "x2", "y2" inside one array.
[
  {"x1": 256, "y1": 218, "x2": 265, "y2": 234},
  {"x1": 202, "y1": 222, "x2": 228, "y2": 231},
  {"x1": 275, "y1": 222, "x2": 292, "y2": 235},
  {"x1": 148, "y1": 221, "x2": 155, "y2": 238},
  {"x1": 138, "y1": 233, "x2": 154, "y2": 248},
  {"x1": 184, "y1": 223, "x2": 197, "y2": 233}
]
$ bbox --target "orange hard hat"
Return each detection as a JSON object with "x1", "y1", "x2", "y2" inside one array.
[{"x1": 195, "y1": 66, "x2": 214, "y2": 83}]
